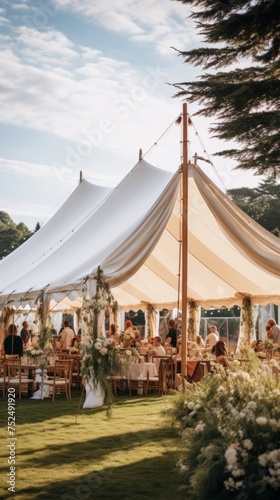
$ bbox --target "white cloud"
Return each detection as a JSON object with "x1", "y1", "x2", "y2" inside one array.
[
  {"x1": 11, "y1": 3, "x2": 30, "y2": 11},
  {"x1": 53, "y1": 0, "x2": 195, "y2": 54},
  {"x1": 0, "y1": 15, "x2": 9, "y2": 24},
  {"x1": 17, "y1": 26, "x2": 78, "y2": 62}
]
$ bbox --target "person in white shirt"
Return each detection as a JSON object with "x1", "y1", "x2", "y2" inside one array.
[
  {"x1": 147, "y1": 336, "x2": 166, "y2": 369},
  {"x1": 60, "y1": 320, "x2": 75, "y2": 350},
  {"x1": 205, "y1": 326, "x2": 219, "y2": 349}
]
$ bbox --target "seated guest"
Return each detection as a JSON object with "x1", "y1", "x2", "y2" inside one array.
[
  {"x1": 205, "y1": 326, "x2": 219, "y2": 349},
  {"x1": 71, "y1": 331, "x2": 82, "y2": 348},
  {"x1": 254, "y1": 339, "x2": 264, "y2": 352},
  {"x1": 146, "y1": 337, "x2": 154, "y2": 348},
  {"x1": 147, "y1": 336, "x2": 166, "y2": 357},
  {"x1": 147, "y1": 336, "x2": 166, "y2": 369},
  {"x1": 266, "y1": 318, "x2": 280, "y2": 343},
  {"x1": 195, "y1": 335, "x2": 205, "y2": 348},
  {"x1": 215, "y1": 340, "x2": 229, "y2": 367},
  {"x1": 4, "y1": 324, "x2": 23, "y2": 357}
]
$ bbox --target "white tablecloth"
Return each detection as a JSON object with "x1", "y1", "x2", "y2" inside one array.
[{"x1": 130, "y1": 362, "x2": 158, "y2": 379}]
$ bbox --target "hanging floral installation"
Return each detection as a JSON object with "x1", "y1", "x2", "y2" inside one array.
[
  {"x1": 80, "y1": 267, "x2": 124, "y2": 410},
  {"x1": 82, "y1": 267, "x2": 118, "y2": 338}
]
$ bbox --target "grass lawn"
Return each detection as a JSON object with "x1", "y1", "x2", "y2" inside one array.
[{"x1": 0, "y1": 391, "x2": 186, "y2": 500}]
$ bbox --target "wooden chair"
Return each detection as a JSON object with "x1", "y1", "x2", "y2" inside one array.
[
  {"x1": 110, "y1": 375, "x2": 128, "y2": 396},
  {"x1": 44, "y1": 359, "x2": 73, "y2": 401},
  {"x1": 5, "y1": 359, "x2": 34, "y2": 398},
  {"x1": 147, "y1": 358, "x2": 170, "y2": 396},
  {"x1": 152, "y1": 355, "x2": 174, "y2": 389},
  {"x1": 0, "y1": 358, "x2": 7, "y2": 397},
  {"x1": 128, "y1": 365, "x2": 149, "y2": 396},
  {"x1": 64, "y1": 355, "x2": 82, "y2": 390}
]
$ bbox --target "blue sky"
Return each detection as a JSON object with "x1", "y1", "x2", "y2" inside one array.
[{"x1": 0, "y1": 0, "x2": 262, "y2": 230}]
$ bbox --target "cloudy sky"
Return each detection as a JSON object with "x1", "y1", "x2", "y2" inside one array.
[{"x1": 0, "y1": 0, "x2": 261, "y2": 230}]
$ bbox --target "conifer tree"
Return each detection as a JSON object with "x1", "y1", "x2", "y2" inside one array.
[{"x1": 173, "y1": 0, "x2": 280, "y2": 177}]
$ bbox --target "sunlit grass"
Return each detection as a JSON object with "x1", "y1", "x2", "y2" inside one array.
[{"x1": 0, "y1": 392, "x2": 186, "y2": 499}]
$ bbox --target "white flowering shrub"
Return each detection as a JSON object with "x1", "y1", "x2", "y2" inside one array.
[{"x1": 165, "y1": 349, "x2": 280, "y2": 499}]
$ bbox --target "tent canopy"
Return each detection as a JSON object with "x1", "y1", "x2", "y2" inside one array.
[{"x1": 0, "y1": 159, "x2": 280, "y2": 311}]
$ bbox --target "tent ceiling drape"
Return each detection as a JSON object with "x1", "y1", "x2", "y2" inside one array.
[{"x1": 0, "y1": 159, "x2": 280, "y2": 311}]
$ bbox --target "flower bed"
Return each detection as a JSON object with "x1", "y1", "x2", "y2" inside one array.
[{"x1": 166, "y1": 349, "x2": 280, "y2": 499}]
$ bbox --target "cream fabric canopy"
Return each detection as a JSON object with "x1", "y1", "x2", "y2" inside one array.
[{"x1": 0, "y1": 159, "x2": 280, "y2": 310}]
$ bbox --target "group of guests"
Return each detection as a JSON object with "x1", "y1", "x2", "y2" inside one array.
[
  {"x1": 251, "y1": 318, "x2": 280, "y2": 352},
  {"x1": 2, "y1": 319, "x2": 82, "y2": 358}
]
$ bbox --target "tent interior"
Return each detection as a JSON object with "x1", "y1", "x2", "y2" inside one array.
[{"x1": 0, "y1": 159, "x2": 280, "y2": 322}]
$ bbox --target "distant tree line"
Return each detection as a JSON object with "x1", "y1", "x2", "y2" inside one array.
[
  {"x1": 0, "y1": 211, "x2": 40, "y2": 260},
  {"x1": 228, "y1": 177, "x2": 280, "y2": 237}
]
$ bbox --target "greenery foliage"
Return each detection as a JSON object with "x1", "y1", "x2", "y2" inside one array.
[
  {"x1": 172, "y1": 0, "x2": 280, "y2": 176},
  {"x1": 0, "y1": 211, "x2": 32, "y2": 259},
  {"x1": 80, "y1": 269, "x2": 123, "y2": 410},
  {"x1": 80, "y1": 336, "x2": 124, "y2": 409},
  {"x1": 228, "y1": 178, "x2": 280, "y2": 236},
  {"x1": 165, "y1": 349, "x2": 280, "y2": 499},
  {"x1": 82, "y1": 268, "x2": 118, "y2": 338}
]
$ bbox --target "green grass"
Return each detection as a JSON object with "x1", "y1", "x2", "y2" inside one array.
[{"x1": 0, "y1": 391, "x2": 186, "y2": 500}]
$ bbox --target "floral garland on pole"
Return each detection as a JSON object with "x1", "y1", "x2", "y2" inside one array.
[
  {"x1": 82, "y1": 267, "x2": 117, "y2": 338},
  {"x1": 241, "y1": 297, "x2": 254, "y2": 345},
  {"x1": 80, "y1": 268, "x2": 123, "y2": 411},
  {"x1": 188, "y1": 301, "x2": 198, "y2": 341},
  {"x1": 146, "y1": 303, "x2": 156, "y2": 338}
]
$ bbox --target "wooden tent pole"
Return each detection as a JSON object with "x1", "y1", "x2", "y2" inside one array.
[{"x1": 181, "y1": 102, "x2": 188, "y2": 378}]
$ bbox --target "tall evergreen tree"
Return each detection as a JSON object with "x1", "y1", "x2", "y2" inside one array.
[{"x1": 172, "y1": 0, "x2": 280, "y2": 177}]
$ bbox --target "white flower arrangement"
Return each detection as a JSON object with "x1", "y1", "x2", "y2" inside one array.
[
  {"x1": 165, "y1": 348, "x2": 280, "y2": 498},
  {"x1": 79, "y1": 336, "x2": 124, "y2": 405},
  {"x1": 25, "y1": 346, "x2": 44, "y2": 358}
]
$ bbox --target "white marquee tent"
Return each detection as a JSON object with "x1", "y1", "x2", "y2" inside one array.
[{"x1": 0, "y1": 159, "x2": 280, "y2": 313}]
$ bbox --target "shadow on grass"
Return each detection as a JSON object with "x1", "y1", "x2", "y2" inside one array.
[
  {"x1": 0, "y1": 393, "x2": 184, "y2": 499},
  {"x1": 14, "y1": 427, "x2": 180, "y2": 467},
  {"x1": 13, "y1": 453, "x2": 186, "y2": 500},
  {"x1": 0, "y1": 391, "x2": 172, "y2": 425}
]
